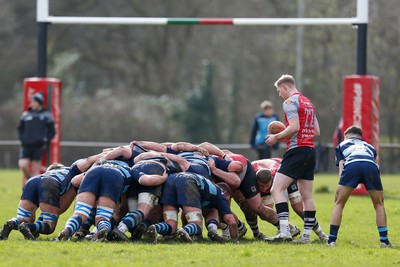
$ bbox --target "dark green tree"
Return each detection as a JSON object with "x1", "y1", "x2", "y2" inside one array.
[{"x1": 174, "y1": 61, "x2": 221, "y2": 143}]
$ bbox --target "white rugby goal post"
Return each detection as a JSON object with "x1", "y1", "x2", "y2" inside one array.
[{"x1": 36, "y1": 0, "x2": 369, "y2": 76}]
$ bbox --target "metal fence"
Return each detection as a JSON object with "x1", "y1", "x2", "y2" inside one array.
[{"x1": 1, "y1": 140, "x2": 399, "y2": 173}]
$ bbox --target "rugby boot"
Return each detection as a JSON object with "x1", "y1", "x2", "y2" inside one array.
[
  {"x1": 254, "y1": 232, "x2": 269, "y2": 241},
  {"x1": 292, "y1": 234, "x2": 311, "y2": 244},
  {"x1": 1, "y1": 220, "x2": 17, "y2": 240},
  {"x1": 73, "y1": 227, "x2": 90, "y2": 240},
  {"x1": 208, "y1": 230, "x2": 224, "y2": 243},
  {"x1": 84, "y1": 231, "x2": 96, "y2": 241},
  {"x1": 289, "y1": 224, "x2": 301, "y2": 238},
  {"x1": 381, "y1": 242, "x2": 394, "y2": 248},
  {"x1": 111, "y1": 228, "x2": 131, "y2": 243},
  {"x1": 326, "y1": 241, "x2": 336, "y2": 247},
  {"x1": 314, "y1": 229, "x2": 328, "y2": 241},
  {"x1": 130, "y1": 223, "x2": 147, "y2": 241},
  {"x1": 94, "y1": 228, "x2": 109, "y2": 242},
  {"x1": 177, "y1": 228, "x2": 193, "y2": 243},
  {"x1": 147, "y1": 225, "x2": 158, "y2": 244},
  {"x1": 266, "y1": 232, "x2": 293, "y2": 243},
  {"x1": 18, "y1": 223, "x2": 36, "y2": 240},
  {"x1": 57, "y1": 230, "x2": 71, "y2": 241}
]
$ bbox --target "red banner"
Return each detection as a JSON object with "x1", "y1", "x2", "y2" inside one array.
[{"x1": 23, "y1": 78, "x2": 62, "y2": 171}]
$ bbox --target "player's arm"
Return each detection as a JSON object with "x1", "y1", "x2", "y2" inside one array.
[
  {"x1": 133, "y1": 151, "x2": 165, "y2": 164},
  {"x1": 77, "y1": 152, "x2": 106, "y2": 172},
  {"x1": 130, "y1": 141, "x2": 168, "y2": 152},
  {"x1": 170, "y1": 142, "x2": 209, "y2": 156},
  {"x1": 71, "y1": 173, "x2": 85, "y2": 189},
  {"x1": 208, "y1": 158, "x2": 241, "y2": 189},
  {"x1": 137, "y1": 171, "x2": 168, "y2": 186},
  {"x1": 198, "y1": 142, "x2": 230, "y2": 160},
  {"x1": 59, "y1": 188, "x2": 77, "y2": 214},
  {"x1": 101, "y1": 145, "x2": 132, "y2": 161},
  {"x1": 314, "y1": 116, "x2": 320, "y2": 137},
  {"x1": 223, "y1": 214, "x2": 238, "y2": 240},
  {"x1": 276, "y1": 116, "x2": 299, "y2": 141},
  {"x1": 160, "y1": 152, "x2": 190, "y2": 171}
]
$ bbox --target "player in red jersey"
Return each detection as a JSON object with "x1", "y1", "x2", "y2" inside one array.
[
  {"x1": 198, "y1": 142, "x2": 294, "y2": 241},
  {"x1": 265, "y1": 74, "x2": 322, "y2": 243},
  {"x1": 252, "y1": 158, "x2": 328, "y2": 241}
]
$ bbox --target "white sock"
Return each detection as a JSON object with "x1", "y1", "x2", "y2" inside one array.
[
  {"x1": 117, "y1": 223, "x2": 128, "y2": 233},
  {"x1": 280, "y1": 220, "x2": 290, "y2": 235}
]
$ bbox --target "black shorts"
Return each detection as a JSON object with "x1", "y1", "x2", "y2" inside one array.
[
  {"x1": 19, "y1": 145, "x2": 45, "y2": 161},
  {"x1": 278, "y1": 147, "x2": 316, "y2": 181},
  {"x1": 238, "y1": 161, "x2": 260, "y2": 199}
]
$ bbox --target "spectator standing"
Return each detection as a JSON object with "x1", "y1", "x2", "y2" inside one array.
[
  {"x1": 17, "y1": 92, "x2": 56, "y2": 186},
  {"x1": 250, "y1": 100, "x2": 279, "y2": 159}
]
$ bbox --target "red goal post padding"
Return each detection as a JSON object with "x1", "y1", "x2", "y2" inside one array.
[{"x1": 342, "y1": 75, "x2": 379, "y2": 195}]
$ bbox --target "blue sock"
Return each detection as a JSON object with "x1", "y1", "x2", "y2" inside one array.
[
  {"x1": 328, "y1": 224, "x2": 340, "y2": 243},
  {"x1": 97, "y1": 220, "x2": 111, "y2": 232},
  {"x1": 82, "y1": 208, "x2": 96, "y2": 230},
  {"x1": 378, "y1": 226, "x2": 389, "y2": 244},
  {"x1": 26, "y1": 221, "x2": 51, "y2": 234},
  {"x1": 155, "y1": 222, "x2": 172, "y2": 236},
  {"x1": 183, "y1": 223, "x2": 202, "y2": 236},
  {"x1": 65, "y1": 215, "x2": 83, "y2": 236},
  {"x1": 122, "y1": 210, "x2": 144, "y2": 230}
]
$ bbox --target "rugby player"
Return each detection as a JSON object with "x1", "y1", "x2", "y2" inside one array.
[
  {"x1": 0, "y1": 153, "x2": 104, "y2": 240},
  {"x1": 327, "y1": 125, "x2": 393, "y2": 248},
  {"x1": 265, "y1": 74, "x2": 321, "y2": 243}
]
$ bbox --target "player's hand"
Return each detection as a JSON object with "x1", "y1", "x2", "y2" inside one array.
[
  {"x1": 130, "y1": 141, "x2": 137, "y2": 148},
  {"x1": 207, "y1": 158, "x2": 216, "y2": 171},
  {"x1": 197, "y1": 146, "x2": 209, "y2": 156},
  {"x1": 265, "y1": 134, "x2": 278, "y2": 146}
]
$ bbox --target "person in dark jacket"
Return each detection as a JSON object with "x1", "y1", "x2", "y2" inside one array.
[
  {"x1": 250, "y1": 100, "x2": 279, "y2": 159},
  {"x1": 17, "y1": 92, "x2": 56, "y2": 185}
]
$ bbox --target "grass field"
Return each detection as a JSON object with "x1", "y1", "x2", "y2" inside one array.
[{"x1": 0, "y1": 169, "x2": 399, "y2": 267}]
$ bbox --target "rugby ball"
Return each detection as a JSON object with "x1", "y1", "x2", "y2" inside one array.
[{"x1": 267, "y1": 121, "x2": 286, "y2": 134}]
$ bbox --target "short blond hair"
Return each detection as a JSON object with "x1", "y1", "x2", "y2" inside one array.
[{"x1": 274, "y1": 74, "x2": 295, "y2": 88}]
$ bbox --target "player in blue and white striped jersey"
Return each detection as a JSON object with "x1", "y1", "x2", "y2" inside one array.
[
  {"x1": 327, "y1": 125, "x2": 392, "y2": 248},
  {"x1": 0, "y1": 152, "x2": 104, "y2": 240},
  {"x1": 147, "y1": 171, "x2": 238, "y2": 243}
]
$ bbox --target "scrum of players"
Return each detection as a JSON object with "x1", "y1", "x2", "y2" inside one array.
[{"x1": 0, "y1": 140, "x2": 328, "y2": 244}]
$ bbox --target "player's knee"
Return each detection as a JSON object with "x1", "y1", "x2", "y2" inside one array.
[
  {"x1": 185, "y1": 211, "x2": 203, "y2": 226},
  {"x1": 163, "y1": 210, "x2": 178, "y2": 222},
  {"x1": 289, "y1": 191, "x2": 302, "y2": 205},
  {"x1": 138, "y1": 193, "x2": 159, "y2": 208}
]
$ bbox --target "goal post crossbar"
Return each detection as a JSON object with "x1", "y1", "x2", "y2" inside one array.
[{"x1": 37, "y1": 0, "x2": 368, "y2": 26}]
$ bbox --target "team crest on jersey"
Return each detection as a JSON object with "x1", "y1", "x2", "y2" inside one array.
[{"x1": 285, "y1": 100, "x2": 292, "y2": 104}]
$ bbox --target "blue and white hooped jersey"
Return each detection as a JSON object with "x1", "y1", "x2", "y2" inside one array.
[
  {"x1": 104, "y1": 159, "x2": 132, "y2": 179},
  {"x1": 335, "y1": 137, "x2": 378, "y2": 168},
  {"x1": 42, "y1": 167, "x2": 71, "y2": 195},
  {"x1": 178, "y1": 152, "x2": 211, "y2": 178},
  {"x1": 189, "y1": 174, "x2": 231, "y2": 216},
  {"x1": 42, "y1": 159, "x2": 84, "y2": 196}
]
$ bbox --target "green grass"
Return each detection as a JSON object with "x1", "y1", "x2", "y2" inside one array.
[{"x1": 0, "y1": 169, "x2": 399, "y2": 267}]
